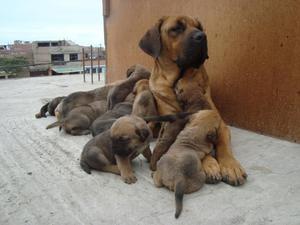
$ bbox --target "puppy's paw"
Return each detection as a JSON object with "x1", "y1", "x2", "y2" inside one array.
[
  {"x1": 218, "y1": 156, "x2": 247, "y2": 186},
  {"x1": 122, "y1": 175, "x2": 137, "y2": 184},
  {"x1": 202, "y1": 155, "x2": 222, "y2": 184}
]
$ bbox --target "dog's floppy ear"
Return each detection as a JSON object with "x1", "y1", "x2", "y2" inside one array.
[
  {"x1": 139, "y1": 18, "x2": 165, "y2": 58},
  {"x1": 195, "y1": 18, "x2": 204, "y2": 31}
]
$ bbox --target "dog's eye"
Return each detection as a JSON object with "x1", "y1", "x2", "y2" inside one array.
[{"x1": 169, "y1": 24, "x2": 185, "y2": 34}]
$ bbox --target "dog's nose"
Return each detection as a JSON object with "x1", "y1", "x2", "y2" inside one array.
[{"x1": 192, "y1": 31, "x2": 206, "y2": 42}]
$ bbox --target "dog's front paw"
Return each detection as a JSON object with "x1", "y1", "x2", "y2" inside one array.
[
  {"x1": 218, "y1": 156, "x2": 247, "y2": 186},
  {"x1": 202, "y1": 155, "x2": 222, "y2": 184},
  {"x1": 122, "y1": 174, "x2": 137, "y2": 184}
]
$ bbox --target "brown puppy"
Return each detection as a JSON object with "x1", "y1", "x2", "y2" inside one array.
[
  {"x1": 139, "y1": 16, "x2": 247, "y2": 186},
  {"x1": 35, "y1": 96, "x2": 65, "y2": 118},
  {"x1": 61, "y1": 85, "x2": 113, "y2": 119},
  {"x1": 47, "y1": 100, "x2": 107, "y2": 135},
  {"x1": 107, "y1": 64, "x2": 150, "y2": 110},
  {"x1": 80, "y1": 115, "x2": 152, "y2": 184},
  {"x1": 149, "y1": 68, "x2": 212, "y2": 174},
  {"x1": 132, "y1": 79, "x2": 160, "y2": 136},
  {"x1": 153, "y1": 110, "x2": 220, "y2": 218}
]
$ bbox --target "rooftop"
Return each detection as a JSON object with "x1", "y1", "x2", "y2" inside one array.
[{"x1": 0, "y1": 75, "x2": 299, "y2": 225}]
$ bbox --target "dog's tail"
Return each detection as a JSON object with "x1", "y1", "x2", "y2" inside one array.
[
  {"x1": 174, "y1": 177, "x2": 186, "y2": 219},
  {"x1": 143, "y1": 112, "x2": 193, "y2": 123},
  {"x1": 80, "y1": 158, "x2": 91, "y2": 174},
  {"x1": 46, "y1": 120, "x2": 64, "y2": 130}
]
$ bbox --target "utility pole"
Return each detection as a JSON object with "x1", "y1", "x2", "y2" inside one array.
[
  {"x1": 90, "y1": 45, "x2": 93, "y2": 84},
  {"x1": 82, "y1": 48, "x2": 86, "y2": 82},
  {"x1": 97, "y1": 46, "x2": 100, "y2": 81}
]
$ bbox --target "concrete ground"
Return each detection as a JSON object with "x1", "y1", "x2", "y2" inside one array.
[{"x1": 0, "y1": 75, "x2": 299, "y2": 225}]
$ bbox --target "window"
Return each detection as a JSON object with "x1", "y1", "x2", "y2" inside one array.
[
  {"x1": 37, "y1": 42, "x2": 50, "y2": 47},
  {"x1": 51, "y1": 42, "x2": 59, "y2": 47},
  {"x1": 92, "y1": 67, "x2": 97, "y2": 73},
  {"x1": 69, "y1": 53, "x2": 78, "y2": 61},
  {"x1": 51, "y1": 54, "x2": 64, "y2": 62}
]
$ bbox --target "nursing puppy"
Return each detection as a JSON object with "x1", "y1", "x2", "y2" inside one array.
[
  {"x1": 80, "y1": 115, "x2": 152, "y2": 184},
  {"x1": 91, "y1": 102, "x2": 133, "y2": 136},
  {"x1": 150, "y1": 69, "x2": 211, "y2": 171},
  {"x1": 46, "y1": 100, "x2": 107, "y2": 135},
  {"x1": 152, "y1": 110, "x2": 221, "y2": 218},
  {"x1": 35, "y1": 96, "x2": 65, "y2": 118},
  {"x1": 132, "y1": 79, "x2": 160, "y2": 136},
  {"x1": 107, "y1": 64, "x2": 151, "y2": 110}
]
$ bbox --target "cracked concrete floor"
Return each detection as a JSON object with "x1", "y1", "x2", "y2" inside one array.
[{"x1": 0, "y1": 75, "x2": 300, "y2": 225}]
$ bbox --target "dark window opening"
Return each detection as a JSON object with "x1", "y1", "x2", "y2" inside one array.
[
  {"x1": 69, "y1": 53, "x2": 78, "y2": 61},
  {"x1": 51, "y1": 42, "x2": 59, "y2": 47},
  {"x1": 51, "y1": 54, "x2": 64, "y2": 62},
  {"x1": 38, "y1": 42, "x2": 50, "y2": 47}
]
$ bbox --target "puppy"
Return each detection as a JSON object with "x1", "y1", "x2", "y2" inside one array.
[
  {"x1": 150, "y1": 69, "x2": 211, "y2": 171},
  {"x1": 61, "y1": 85, "x2": 113, "y2": 119},
  {"x1": 35, "y1": 96, "x2": 65, "y2": 118},
  {"x1": 80, "y1": 115, "x2": 152, "y2": 184},
  {"x1": 152, "y1": 110, "x2": 221, "y2": 218},
  {"x1": 132, "y1": 79, "x2": 160, "y2": 136},
  {"x1": 107, "y1": 64, "x2": 150, "y2": 110},
  {"x1": 47, "y1": 100, "x2": 107, "y2": 135},
  {"x1": 91, "y1": 102, "x2": 133, "y2": 136}
]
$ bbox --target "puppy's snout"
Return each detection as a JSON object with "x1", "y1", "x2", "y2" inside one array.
[{"x1": 192, "y1": 31, "x2": 206, "y2": 42}]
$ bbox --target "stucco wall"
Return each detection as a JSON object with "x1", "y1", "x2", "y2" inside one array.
[{"x1": 104, "y1": 0, "x2": 300, "y2": 142}]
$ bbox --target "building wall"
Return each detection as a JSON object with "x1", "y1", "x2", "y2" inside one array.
[{"x1": 104, "y1": 0, "x2": 300, "y2": 142}]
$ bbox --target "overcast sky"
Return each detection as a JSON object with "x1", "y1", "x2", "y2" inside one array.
[{"x1": 0, "y1": 0, "x2": 104, "y2": 47}]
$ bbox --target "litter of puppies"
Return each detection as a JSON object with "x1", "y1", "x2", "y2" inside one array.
[{"x1": 36, "y1": 16, "x2": 247, "y2": 219}]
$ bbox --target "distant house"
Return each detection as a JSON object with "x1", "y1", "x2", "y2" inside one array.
[{"x1": 31, "y1": 40, "x2": 105, "y2": 77}]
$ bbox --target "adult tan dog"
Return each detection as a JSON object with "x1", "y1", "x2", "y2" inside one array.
[
  {"x1": 139, "y1": 16, "x2": 247, "y2": 186},
  {"x1": 153, "y1": 110, "x2": 220, "y2": 218}
]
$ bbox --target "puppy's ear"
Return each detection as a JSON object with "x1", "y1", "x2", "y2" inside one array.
[
  {"x1": 135, "y1": 128, "x2": 150, "y2": 142},
  {"x1": 139, "y1": 18, "x2": 165, "y2": 58},
  {"x1": 126, "y1": 65, "x2": 136, "y2": 78},
  {"x1": 195, "y1": 18, "x2": 204, "y2": 31}
]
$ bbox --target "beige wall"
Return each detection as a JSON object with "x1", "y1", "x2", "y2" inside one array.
[{"x1": 104, "y1": 0, "x2": 300, "y2": 142}]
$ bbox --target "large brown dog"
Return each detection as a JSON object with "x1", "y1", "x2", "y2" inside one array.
[
  {"x1": 80, "y1": 115, "x2": 152, "y2": 184},
  {"x1": 139, "y1": 16, "x2": 247, "y2": 186},
  {"x1": 153, "y1": 110, "x2": 220, "y2": 218}
]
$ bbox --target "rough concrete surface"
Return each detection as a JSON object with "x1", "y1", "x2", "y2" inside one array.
[{"x1": 0, "y1": 75, "x2": 299, "y2": 225}]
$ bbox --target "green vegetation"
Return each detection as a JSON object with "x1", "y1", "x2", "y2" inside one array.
[{"x1": 0, "y1": 57, "x2": 29, "y2": 76}]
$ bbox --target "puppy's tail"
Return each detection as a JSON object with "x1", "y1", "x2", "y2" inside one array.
[
  {"x1": 46, "y1": 120, "x2": 64, "y2": 130},
  {"x1": 80, "y1": 159, "x2": 91, "y2": 174},
  {"x1": 174, "y1": 177, "x2": 186, "y2": 219},
  {"x1": 143, "y1": 112, "x2": 193, "y2": 123}
]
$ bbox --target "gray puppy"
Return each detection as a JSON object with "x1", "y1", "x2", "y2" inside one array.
[{"x1": 91, "y1": 102, "x2": 133, "y2": 136}]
